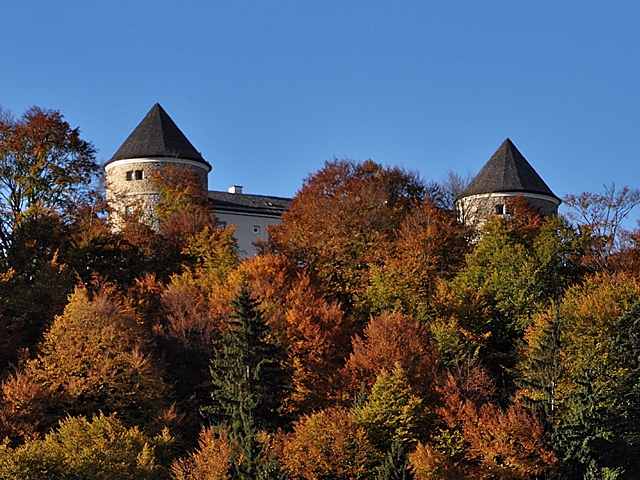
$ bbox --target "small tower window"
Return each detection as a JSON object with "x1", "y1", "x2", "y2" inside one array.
[
  {"x1": 253, "y1": 226, "x2": 260, "y2": 234},
  {"x1": 125, "y1": 205, "x2": 135, "y2": 215},
  {"x1": 495, "y1": 204, "x2": 505, "y2": 215},
  {"x1": 126, "y1": 171, "x2": 133, "y2": 181},
  {"x1": 135, "y1": 170, "x2": 143, "y2": 180}
]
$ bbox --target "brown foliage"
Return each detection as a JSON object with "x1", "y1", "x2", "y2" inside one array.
[
  {"x1": 504, "y1": 195, "x2": 546, "y2": 246},
  {"x1": 283, "y1": 273, "x2": 355, "y2": 413},
  {"x1": 409, "y1": 441, "x2": 458, "y2": 480},
  {"x1": 344, "y1": 311, "x2": 438, "y2": 401},
  {"x1": 564, "y1": 184, "x2": 640, "y2": 271},
  {"x1": 0, "y1": 106, "x2": 98, "y2": 245},
  {"x1": 161, "y1": 282, "x2": 222, "y2": 352},
  {"x1": 0, "y1": 372, "x2": 48, "y2": 443},
  {"x1": 281, "y1": 407, "x2": 375, "y2": 479},
  {"x1": 6, "y1": 284, "x2": 171, "y2": 437},
  {"x1": 151, "y1": 164, "x2": 217, "y2": 247},
  {"x1": 367, "y1": 199, "x2": 471, "y2": 315},
  {"x1": 431, "y1": 361, "x2": 557, "y2": 479},
  {"x1": 268, "y1": 158, "x2": 426, "y2": 314},
  {"x1": 171, "y1": 427, "x2": 232, "y2": 480}
]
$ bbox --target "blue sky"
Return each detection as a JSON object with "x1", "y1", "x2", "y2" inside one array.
[{"x1": 2, "y1": 1, "x2": 640, "y2": 219}]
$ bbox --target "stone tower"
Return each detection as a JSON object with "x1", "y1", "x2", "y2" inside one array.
[
  {"x1": 456, "y1": 138, "x2": 560, "y2": 227},
  {"x1": 105, "y1": 103, "x2": 212, "y2": 229}
]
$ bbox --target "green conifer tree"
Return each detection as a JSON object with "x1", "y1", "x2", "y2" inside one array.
[
  {"x1": 516, "y1": 305, "x2": 563, "y2": 420},
  {"x1": 377, "y1": 438, "x2": 414, "y2": 480},
  {"x1": 203, "y1": 282, "x2": 289, "y2": 479}
]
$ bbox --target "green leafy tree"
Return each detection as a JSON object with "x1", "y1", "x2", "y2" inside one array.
[
  {"x1": 0, "y1": 413, "x2": 173, "y2": 479},
  {"x1": 516, "y1": 305, "x2": 563, "y2": 419},
  {"x1": 551, "y1": 275, "x2": 640, "y2": 478},
  {"x1": 354, "y1": 364, "x2": 425, "y2": 452},
  {"x1": 450, "y1": 213, "x2": 581, "y2": 392},
  {"x1": 203, "y1": 282, "x2": 290, "y2": 479}
]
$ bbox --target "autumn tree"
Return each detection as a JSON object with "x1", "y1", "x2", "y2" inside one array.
[
  {"x1": 115, "y1": 163, "x2": 233, "y2": 283},
  {"x1": 281, "y1": 407, "x2": 376, "y2": 479},
  {"x1": 365, "y1": 198, "x2": 470, "y2": 317},
  {"x1": 344, "y1": 311, "x2": 438, "y2": 402},
  {"x1": 429, "y1": 361, "x2": 557, "y2": 479},
  {"x1": 0, "y1": 413, "x2": 174, "y2": 479},
  {"x1": 549, "y1": 273, "x2": 640, "y2": 478},
  {"x1": 171, "y1": 427, "x2": 232, "y2": 480},
  {"x1": 0, "y1": 106, "x2": 99, "y2": 252},
  {"x1": 563, "y1": 184, "x2": 640, "y2": 269},
  {"x1": 449, "y1": 212, "x2": 581, "y2": 391},
  {"x1": 0, "y1": 107, "x2": 104, "y2": 369},
  {"x1": 281, "y1": 272, "x2": 355, "y2": 414},
  {"x1": 268, "y1": 158, "x2": 431, "y2": 317},
  {"x1": 0, "y1": 283, "x2": 171, "y2": 440},
  {"x1": 354, "y1": 364, "x2": 426, "y2": 453}
]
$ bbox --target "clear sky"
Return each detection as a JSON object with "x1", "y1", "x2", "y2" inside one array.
[{"x1": 2, "y1": 1, "x2": 640, "y2": 218}]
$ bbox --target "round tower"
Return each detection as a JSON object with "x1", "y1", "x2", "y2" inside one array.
[
  {"x1": 105, "y1": 103, "x2": 211, "y2": 229},
  {"x1": 456, "y1": 139, "x2": 560, "y2": 227}
]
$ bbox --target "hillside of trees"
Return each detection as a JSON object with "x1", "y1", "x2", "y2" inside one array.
[{"x1": 1, "y1": 106, "x2": 640, "y2": 479}]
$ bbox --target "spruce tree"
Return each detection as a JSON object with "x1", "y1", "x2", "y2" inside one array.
[
  {"x1": 203, "y1": 282, "x2": 289, "y2": 479},
  {"x1": 377, "y1": 438, "x2": 414, "y2": 480}
]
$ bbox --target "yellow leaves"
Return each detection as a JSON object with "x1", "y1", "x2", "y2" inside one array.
[
  {"x1": 353, "y1": 363, "x2": 425, "y2": 449},
  {"x1": 281, "y1": 408, "x2": 375, "y2": 479},
  {"x1": 171, "y1": 427, "x2": 232, "y2": 480}
]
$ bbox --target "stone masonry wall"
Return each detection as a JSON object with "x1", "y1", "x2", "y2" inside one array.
[
  {"x1": 106, "y1": 158, "x2": 209, "y2": 230},
  {"x1": 456, "y1": 192, "x2": 560, "y2": 228}
]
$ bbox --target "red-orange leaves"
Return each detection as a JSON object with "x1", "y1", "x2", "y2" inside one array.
[{"x1": 344, "y1": 311, "x2": 438, "y2": 402}]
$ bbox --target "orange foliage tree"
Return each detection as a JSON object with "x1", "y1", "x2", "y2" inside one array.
[
  {"x1": 281, "y1": 407, "x2": 376, "y2": 479},
  {"x1": 344, "y1": 311, "x2": 438, "y2": 402},
  {"x1": 268, "y1": 158, "x2": 429, "y2": 317},
  {"x1": 365, "y1": 198, "x2": 471, "y2": 317},
  {"x1": 419, "y1": 361, "x2": 557, "y2": 480}
]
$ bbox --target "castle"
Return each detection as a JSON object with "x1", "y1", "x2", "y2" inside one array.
[
  {"x1": 105, "y1": 104, "x2": 290, "y2": 257},
  {"x1": 455, "y1": 138, "x2": 561, "y2": 226},
  {"x1": 105, "y1": 104, "x2": 559, "y2": 255}
]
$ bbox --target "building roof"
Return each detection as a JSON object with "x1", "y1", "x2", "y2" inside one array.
[
  {"x1": 209, "y1": 191, "x2": 291, "y2": 217},
  {"x1": 459, "y1": 138, "x2": 558, "y2": 200},
  {"x1": 107, "y1": 103, "x2": 211, "y2": 170}
]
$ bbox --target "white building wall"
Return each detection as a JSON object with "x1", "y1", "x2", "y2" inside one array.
[{"x1": 214, "y1": 211, "x2": 283, "y2": 258}]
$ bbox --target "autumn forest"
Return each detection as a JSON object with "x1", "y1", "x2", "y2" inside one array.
[{"x1": 1, "y1": 107, "x2": 640, "y2": 479}]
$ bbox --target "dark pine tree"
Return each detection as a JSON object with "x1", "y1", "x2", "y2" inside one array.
[
  {"x1": 203, "y1": 282, "x2": 289, "y2": 479},
  {"x1": 377, "y1": 439, "x2": 414, "y2": 480}
]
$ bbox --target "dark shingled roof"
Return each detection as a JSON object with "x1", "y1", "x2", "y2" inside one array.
[
  {"x1": 459, "y1": 138, "x2": 558, "y2": 200},
  {"x1": 107, "y1": 104, "x2": 211, "y2": 169},
  {"x1": 208, "y1": 191, "x2": 291, "y2": 216}
]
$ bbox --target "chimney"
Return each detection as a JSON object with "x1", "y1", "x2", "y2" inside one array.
[{"x1": 228, "y1": 185, "x2": 243, "y2": 194}]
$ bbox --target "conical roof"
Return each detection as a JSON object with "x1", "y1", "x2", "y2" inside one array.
[
  {"x1": 459, "y1": 138, "x2": 558, "y2": 200},
  {"x1": 108, "y1": 104, "x2": 210, "y2": 169}
]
